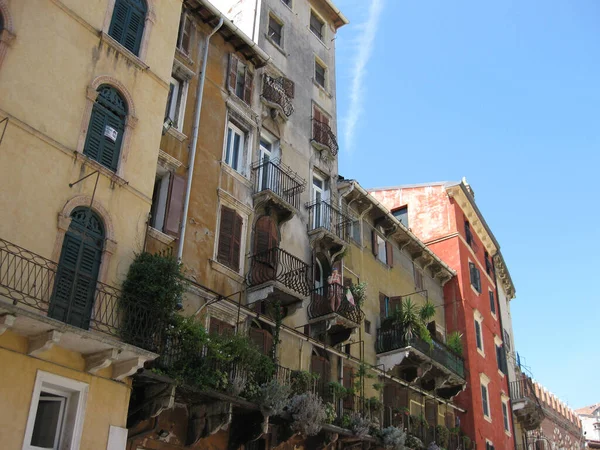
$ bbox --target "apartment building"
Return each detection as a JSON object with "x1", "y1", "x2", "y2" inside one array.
[
  {"x1": 0, "y1": 0, "x2": 180, "y2": 448},
  {"x1": 577, "y1": 403, "x2": 600, "y2": 448},
  {"x1": 370, "y1": 180, "x2": 518, "y2": 450}
]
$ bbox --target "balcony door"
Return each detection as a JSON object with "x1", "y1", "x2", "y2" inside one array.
[
  {"x1": 49, "y1": 208, "x2": 104, "y2": 329},
  {"x1": 312, "y1": 174, "x2": 330, "y2": 229},
  {"x1": 258, "y1": 134, "x2": 281, "y2": 193}
]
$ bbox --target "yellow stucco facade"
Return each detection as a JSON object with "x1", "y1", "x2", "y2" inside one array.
[{"x1": 0, "y1": 0, "x2": 181, "y2": 448}]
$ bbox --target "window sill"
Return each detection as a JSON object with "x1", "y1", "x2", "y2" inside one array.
[
  {"x1": 265, "y1": 34, "x2": 287, "y2": 57},
  {"x1": 281, "y1": 0, "x2": 293, "y2": 13},
  {"x1": 158, "y1": 149, "x2": 183, "y2": 172},
  {"x1": 147, "y1": 227, "x2": 177, "y2": 245},
  {"x1": 504, "y1": 430, "x2": 512, "y2": 437},
  {"x1": 100, "y1": 32, "x2": 149, "y2": 71},
  {"x1": 75, "y1": 152, "x2": 128, "y2": 187},
  {"x1": 210, "y1": 258, "x2": 245, "y2": 284},
  {"x1": 166, "y1": 126, "x2": 187, "y2": 142},
  {"x1": 308, "y1": 27, "x2": 330, "y2": 50},
  {"x1": 483, "y1": 415, "x2": 492, "y2": 423},
  {"x1": 226, "y1": 95, "x2": 258, "y2": 123},
  {"x1": 221, "y1": 162, "x2": 253, "y2": 188},
  {"x1": 175, "y1": 47, "x2": 194, "y2": 66},
  {"x1": 312, "y1": 77, "x2": 332, "y2": 98},
  {"x1": 498, "y1": 369, "x2": 505, "y2": 378},
  {"x1": 477, "y1": 347, "x2": 486, "y2": 358},
  {"x1": 491, "y1": 312, "x2": 497, "y2": 321},
  {"x1": 470, "y1": 284, "x2": 481, "y2": 296}
]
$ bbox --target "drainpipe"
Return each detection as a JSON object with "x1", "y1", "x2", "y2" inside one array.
[{"x1": 177, "y1": 18, "x2": 224, "y2": 261}]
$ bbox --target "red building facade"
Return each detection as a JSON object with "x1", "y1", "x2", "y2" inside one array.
[{"x1": 371, "y1": 180, "x2": 516, "y2": 450}]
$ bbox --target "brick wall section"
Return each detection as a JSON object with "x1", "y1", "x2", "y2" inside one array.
[{"x1": 371, "y1": 184, "x2": 515, "y2": 450}]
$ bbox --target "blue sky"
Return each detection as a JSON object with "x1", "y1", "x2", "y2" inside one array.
[{"x1": 334, "y1": 0, "x2": 600, "y2": 409}]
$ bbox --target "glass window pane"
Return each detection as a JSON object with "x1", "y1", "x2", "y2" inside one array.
[
  {"x1": 225, "y1": 128, "x2": 232, "y2": 165},
  {"x1": 232, "y1": 133, "x2": 241, "y2": 170},
  {"x1": 31, "y1": 394, "x2": 66, "y2": 448}
]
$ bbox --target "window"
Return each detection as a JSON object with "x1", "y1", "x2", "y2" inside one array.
[
  {"x1": 465, "y1": 220, "x2": 473, "y2": 246},
  {"x1": 379, "y1": 293, "x2": 401, "y2": 319},
  {"x1": 311, "y1": 173, "x2": 330, "y2": 229},
  {"x1": 489, "y1": 290, "x2": 496, "y2": 315},
  {"x1": 502, "y1": 399, "x2": 510, "y2": 433},
  {"x1": 372, "y1": 230, "x2": 393, "y2": 266},
  {"x1": 83, "y1": 85, "x2": 127, "y2": 172},
  {"x1": 217, "y1": 206, "x2": 243, "y2": 271},
  {"x1": 50, "y1": 208, "x2": 104, "y2": 329},
  {"x1": 268, "y1": 15, "x2": 283, "y2": 47},
  {"x1": 414, "y1": 266, "x2": 424, "y2": 290},
  {"x1": 224, "y1": 121, "x2": 246, "y2": 174},
  {"x1": 474, "y1": 317, "x2": 483, "y2": 352},
  {"x1": 281, "y1": 0, "x2": 292, "y2": 6},
  {"x1": 486, "y1": 442, "x2": 495, "y2": 450},
  {"x1": 108, "y1": 0, "x2": 147, "y2": 56},
  {"x1": 481, "y1": 382, "x2": 490, "y2": 418},
  {"x1": 149, "y1": 169, "x2": 186, "y2": 237},
  {"x1": 177, "y1": 11, "x2": 192, "y2": 55},
  {"x1": 349, "y1": 219, "x2": 361, "y2": 244},
  {"x1": 209, "y1": 317, "x2": 235, "y2": 335},
  {"x1": 228, "y1": 54, "x2": 253, "y2": 104},
  {"x1": 469, "y1": 261, "x2": 481, "y2": 292},
  {"x1": 312, "y1": 105, "x2": 331, "y2": 144},
  {"x1": 392, "y1": 206, "x2": 408, "y2": 228},
  {"x1": 504, "y1": 329, "x2": 511, "y2": 351},
  {"x1": 365, "y1": 320, "x2": 371, "y2": 335},
  {"x1": 315, "y1": 59, "x2": 326, "y2": 88},
  {"x1": 249, "y1": 326, "x2": 273, "y2": 355},
  {"x1": 165, "y1": 75, "x2": 188, "y2": 131},
  {"x1": 496, "y1": 344, "x2": 507, "y2": 374},
  {"x1": 23, "y1": 371, "x2": 88, "y2": 450},
  {"x1": 484, "y1": 250, "x2": 493, "y2": 275},
  {"x1": 310, "y1": 11, "x2": 324, "y2": 40}
]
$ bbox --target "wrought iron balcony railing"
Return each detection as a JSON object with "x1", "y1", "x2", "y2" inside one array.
[
  {"x1": 0, "y1": 237, "x2": 165, "y2": 352},
  {"x1": 308, "y1": 283, "x2": 363, "y2": 325},
  {"x1": 306, "y1": 200, "x2": 352, "y2": 242},
  {"x1": 251, "y1": 159, "x2": 305, "y2": 210},
  {"x1": 376, "y1": 324, "x2": 465, "y2": 378},
  {"x1": 312, "y1": 118, "x2": 339, "y2": 155},
  {"x1": 510, "y1": 377, "x2": 541, "y2": 405},
  {"x1": 262, "y1": 75, "x2": 294, "y2": 117},
  {"x1": 247, "y1": 247, "x2": 311, "y2": 297}
]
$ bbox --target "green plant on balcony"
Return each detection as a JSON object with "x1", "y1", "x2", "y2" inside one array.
[
  {"x1": 349, "y1": 413, "x2": 371, "y2": 438},
  {"x1": 435, "y1": 425, "x2": 450, "y2": 447},
  {"x1": 354, "y1": 361, "x2": 376, "y2": 395},
  {"x1": 462, "y1": 435, "x2": 472, "y2": 449},
  {"x1": 378, "y1": 425, "x2": 407, "y2": 449},
  {"x1": 287, "y1": 392, "x2": 327, "y2": 436},
  {"x1": 446, "y1": 331, "x2": 464, "y2": 357},
  {"x1": 290, "y1": 370, "x2": 319, "y2": 395},
  {"x1": 324, "y1": 402, "x2": 337, "y2": 424},
  {"x1": 382, "y1": 298, "x2": 436, "y2": 349},
  {"x1": 349, "y1": 281, "x2": 368, "y2": 309},
  {"x1": 328, "y1": 381, "x2": 351, "y2": 400},
  {"x1": 365, "y1": 396, "x2": 383, "y2": 414},
  {"x1": 405, "y1": 434, "x2": 424, "y2": 449},
  {"x1": 255, "y1": 380, "x2": 291, "y2": 434},
  {"x1": 120, "y1": 251, "x2": 187, "y2": 348}
]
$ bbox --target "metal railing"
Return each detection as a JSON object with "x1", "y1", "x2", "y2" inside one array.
[
  {"x1": 510, "y1": 377, "x2": 541, "y2": 406},
  {"x1": 0, "y1": 237, "x2": 163, "y2": 351},
  {"x1": 247, "y1": 247, "x2": 312, "y2": 297},
  {"x1": 306, "y1": 200, "x2": 352, "y2": 241},
  {"x1": 251, "y1": 159, "x2": 305, "y2": 210},
  {"x1": 308, "y1": 283, "x2": 363, "y2": 325},
  {"x1": 262, "y1": 75, "x2": 294, "y2": 117},
  {"x1": 376, "y1": 324, "x2": 465, "y2": 378},
  {"x1": 312, "y1": 118, "x2": 339, "y2": 155}
]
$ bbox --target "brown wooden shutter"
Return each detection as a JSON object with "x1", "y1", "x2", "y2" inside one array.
[
  {"x1": 255, "y1": 216, "x2": 278, "y2": 254},
  {"x1": 425, "y1": 401, "x2": 437, "y2": 425},
  {"x1": 210, "y1": 317, "x2": 234, "y2": 335},
  {"x1": 244, "y1": 70, "x2": 254, "y2": 104},
  {"x1": 386, "y1": 241, "x2": 393, "y2": 266},
  {"x1": 217, "y1": 206, "x2": 235, "y2": 267},
  {"x1": 389, "y1": 296, "x2": 402, "y2": 316},
  {"x1": 228, "y1": 54, "x2": 238, "y2": 91},
  {"x1": 231, "y1": 213, "x2": 243, "y2": 271},
  {"x1": 371, "y1": 230, "x2": 378, "y2": 256},
  {"x1": 379, "y1": 293, "x2": 387, "y2": 318},
  {"x1": 164, "y1": 174, "x2": 186, "y2": 236}
]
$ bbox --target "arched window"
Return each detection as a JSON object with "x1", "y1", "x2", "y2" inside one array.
[
  {"x1": 50, "y1": 208, "x2": 105, "y2": 329},
  {"x1": 83, "y1": 85, "x2": 127, "y2": 172},
  {"x1": 108, "y1": 0, "x2": 147, "y2": 56}
]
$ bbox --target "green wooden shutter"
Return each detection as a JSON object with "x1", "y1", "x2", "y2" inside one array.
[
  {"x1": 124, "y1": 7, "x2": 145, "y2": 55},
  {"x1": 83, "y1": 105, "x2": 107, "y2": 162},
  {"x1": 50, "y1": 233, "x2": 82, "y2": 323},
  {"x1": 108, "y1": 1, "x2": 129, "y2": 44},
  {"x1": 84, "y1": 92, "x2": 125, "y2": 172},
  {"x1": 100, "y1": 112, "x2": 124, "y2": 171}
]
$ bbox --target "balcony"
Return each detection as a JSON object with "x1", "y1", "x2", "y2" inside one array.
[
  {"x1": 0, "y1": 237, "x2": 158, "y2": 379},
  {"x1": 306, "y1": 200, "x2": 352, "y2": 253},
  {"x1": 251, "y1": 159, "x2": 306, "y2": 222},
  {"x1": 311, "y1": 118, "x2": 339, "y2": 156},
  {"x1": 246, "y1": 247, "x2": 311, "y2": 307},
  {"x1": 510, "y1": 377, "x2": 545, "y2": 430},
  {"x1": 376, "y1": 324, "x2": 465, "y2": 399},
  {"x1": 261, "y1": 75, "x2": 294, "y2": 118},
  {"x1": 308, "y1": 283, "x2": 363, "y2": 342}
]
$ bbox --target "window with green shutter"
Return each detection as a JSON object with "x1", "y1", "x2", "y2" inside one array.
[
  {"x1": 108, "y1": 0, "x2": 147, "y2": 56},
  {"x1": 83, "y1": 85, "x2": 127, "y2": 172},
  {"x1": 50, "y1": 208, "x2": 104, "y2": 329}
]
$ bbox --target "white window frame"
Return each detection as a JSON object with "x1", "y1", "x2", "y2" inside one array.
[
  {"x1": 267, "y1": 13, "x2": 284, "y2": 48},
  {"x1": 23, "y1": 371, "x2": 88, "y2": 450},
  {"x1": 414, "y1": 265, "x2": 424, "y2": 290},
  {"x1": 150, "y1": 167, "x2": 171, "y2": 233},
  {"x1": 176, "y1": 11, "x2": 192, "y2": 55},
  {"x1": 489, "y1": 288, "x2": 497, "y2": 319},
  {"x1": 474, "y1": 309, "x2": 485, "y2": 356},
  {"x1": 501, "y1": 394, "x2": 511, "y2": 435},
  {"x1": 309, "y1": 9, "x2": 325, "y2": 41},
  {"x1": 166, "y1": 75, "x2": 189, "y2": 132},
  {"x1": 375, "y1": 233, "x2": 386, "y2": 263},
  {"x1": 480, "y1": 373, "x2": 491, "y2": 422},
  {"x1": 223, "y1": 121, "x2": 246, "y2": 175}
]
